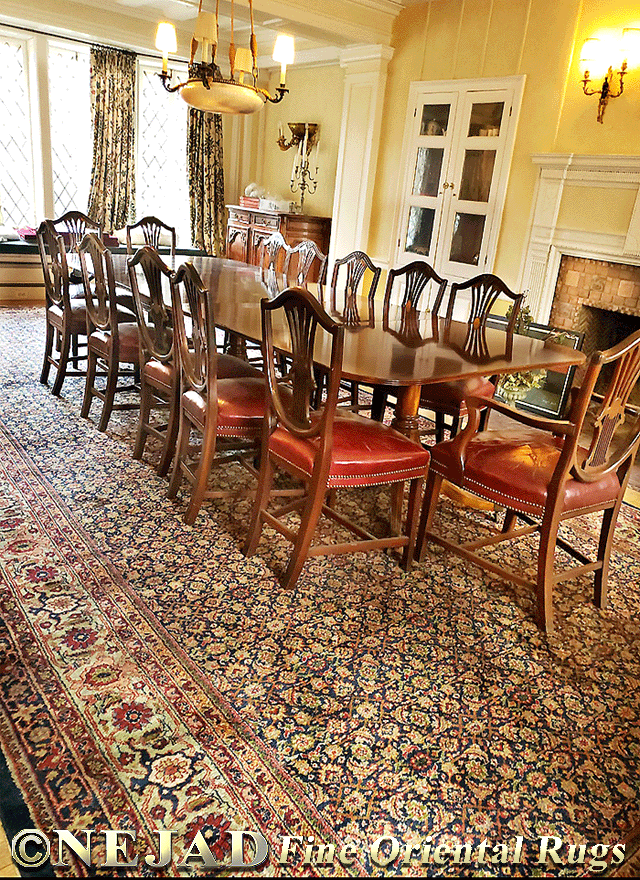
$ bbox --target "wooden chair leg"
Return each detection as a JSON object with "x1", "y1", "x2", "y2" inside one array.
[
  {"x1": 184, "y1": 424, "x2": 218, "y2": 525},
  {"x1": 502, "y1": 509, "x2": 518, "y2": 533},
  {"x1": 536, "y1": 510, "x2": 560, "y2": 634},
  {"x1": 243, "y1": 453, "x2": 274, "y2": 557},
  {"x1": 40, "y1": 320, "x2": 54, "y2": 385},
  {"x1": 133, "y1": 378, "x2": 152, "y2": 461},
  {"x1": 416, "y1": 470, "x2": 443, "y2": 562},
  {"x1": 281, "y1": 486, "x2": 328, "y2": 589},
  {"x1": 350, "y1": 381, "x2": 359, "y2": 408},
  {"x1": 157, "y1": 385, "x2": 180, "y2": 478},
  {"x1": 97, "y1": 359, "x2": 119, "y2": 432},
  {"x1": 71, "y1": 335, "x2": 80, "y2": 368},
  {"x1": 594, "y1": 499, "x2": 624, "y2": 609},
  {"x1": 167, "y1": 410, "x2": 190, "y2": 500},
  {"x1": 52, "y1": 328, "x2": 71, "y2": 396},
  {"x1": 81, "y1": 348, "x2": 97, "y2": 418},
  {"x1": 371, "y1": 386, "x2": 388, "y2": 421},
  {"x1": 435, "y1": 412, "x2": 445, "y2": 444},
  {"x1": 401, "y1": 477, "x2": 422, "y2": 571}
]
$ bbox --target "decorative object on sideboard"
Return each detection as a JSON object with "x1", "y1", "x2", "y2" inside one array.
[
  {"x1": 154, "y1": 3, "x2": 294, "y2": 115},
  {"x1": 579, "y1": 29, "x2": 640, "y2": 122},
  {"x1": 277, "y1": 123, "x2": 319, "y2": 213}
]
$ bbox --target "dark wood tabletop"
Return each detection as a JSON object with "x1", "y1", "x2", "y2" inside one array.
[{"x1": 113, "y1": 253, "x2": 586, "y2": 439}]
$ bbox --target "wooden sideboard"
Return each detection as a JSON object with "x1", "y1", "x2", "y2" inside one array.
[{"x1": 226, "y1": 206, "x2": 331, "y2": 281}]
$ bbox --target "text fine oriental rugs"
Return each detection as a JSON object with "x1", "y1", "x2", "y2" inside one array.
[{"x1": 0, "y1": 307, "x2": 639, "y2": 877}]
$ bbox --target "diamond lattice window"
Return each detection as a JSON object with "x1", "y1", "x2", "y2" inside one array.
[
  {"x1": 138, "y1": 64, "x2": 190, "y2": 245},
  {"x1": 48, "y1": 44, "x2": 91, "y2": 217},
  {"x1": 0, "y1": 38, "x2": 35, "y2": 228}
]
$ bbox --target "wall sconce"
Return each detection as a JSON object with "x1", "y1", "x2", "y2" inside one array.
[
  {"x1": 580, "y1": 29, "x2": 640, "y2": 122},
  {"x1": 277, "y1": 123, "x2": 320, "y2": 212}
]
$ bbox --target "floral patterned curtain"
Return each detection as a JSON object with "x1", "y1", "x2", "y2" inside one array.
[
  {"x1": 187, "y1": 108, "x2": 225, "y2": 255},
  {"x1": 88, "y1": 45, "x2": 136, "y2": 231}
]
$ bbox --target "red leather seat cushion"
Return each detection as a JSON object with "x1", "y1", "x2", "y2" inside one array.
[
  {"x1": 143, "y1": 359, "x2": 174, "y2": 392},
  {"x1": 420, "y1": 376, "x2": 495, "y2": 412},
  {"x1": 182, "y1": 376, "x2": 266, "y2": 437},
  {"x1": 217, "y1": 354, "x2": 263, "y2": 380},
  {"x1": 269, "y1": 409, "x2": 431, "y2": 488},
  {"x1": 89, "y1": 323, "x2": 140, "y2": 363},
  {"x1": 430, "y1": 428, "x2": 621, "y2": 514}
]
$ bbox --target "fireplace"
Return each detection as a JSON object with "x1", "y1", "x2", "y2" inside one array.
[{"x1": 551, "y1": 255, "x2": 640, "y2": 349}]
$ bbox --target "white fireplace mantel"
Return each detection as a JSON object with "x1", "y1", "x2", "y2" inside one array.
[{"x1": 519, "y1": 153, "x2": 640, "y2": 323}]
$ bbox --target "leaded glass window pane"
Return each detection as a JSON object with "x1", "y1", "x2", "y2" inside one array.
[
  {"x1": 48, "y1": 43, "x2": 91, "y2": 217},
  {"x1": 138, "y1": 64, "x2": 190, "y2": 246},
  {"x1": 0, "y1": 38, "x2": 35, "y2": 228}
]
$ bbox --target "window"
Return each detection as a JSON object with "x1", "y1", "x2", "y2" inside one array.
[
  {"x1": 0, "y1": 37, "x2": 35, "y2": 227},
  {"x1": 137, "y1": 62, "x2": 190, "y2": 246},
  {"x1": 48, "y1": 43, "x2": 91, "y2": 217}
]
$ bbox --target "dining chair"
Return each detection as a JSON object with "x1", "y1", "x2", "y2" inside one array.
[
  {"x1": 417, "y1": 327, "x2": 640, "y2": 634},
  {"x1": 283, "y1": 239, "x2": 327, "y2": 290},
  {"x1": 370, "y1": 260, "x2": 448, "y2": 421},
  {"x1": 126, "y1": 216, "x2": 177, "y2": 258},
  {"x1": 418, "y1": 273, "x2": 524, "y2": 442},
  {"x1": 78, "y1": 233, "x2": 140, "y2": 431},
  {"x1": 167, "y1": 262, "x2": 267, "y2": 525},
  {"x1": 38, "y1": 220, "x2": 89, "y2": 396},
  {"x1": 127, "y1": 246, "x2": 179, "y2": 476},
  {"x1": 242, "y1": 287, "x2": 431, "y2": 589}
]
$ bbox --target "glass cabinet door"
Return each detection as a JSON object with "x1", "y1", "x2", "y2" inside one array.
[
  {"x1": 400, "y1": 92, "x2": 458, "y2": 267},
  {"x1": 439, "y1": 92, "x2": 508, "y2": 277},
  {"x1": 396, "y1": 79, "x2": 521, "y2": 284}
]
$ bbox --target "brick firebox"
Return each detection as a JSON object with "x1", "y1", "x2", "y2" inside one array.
[{"x1": 550, "y1": 255, "x2": 640, "y2": 356}]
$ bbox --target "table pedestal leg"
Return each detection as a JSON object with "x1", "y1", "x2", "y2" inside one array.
[{"x1": 391, "y1": 385, "x2": 422, "y2": 444}]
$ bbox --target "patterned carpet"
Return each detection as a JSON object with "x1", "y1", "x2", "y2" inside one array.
[{"x1": 1, "y1": 306, "x2": 640, "y2": 877}]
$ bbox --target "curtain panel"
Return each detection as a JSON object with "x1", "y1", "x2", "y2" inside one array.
[
  {"x1": 88, "y1": 45, "x2": 136, "y2": 232},
  {"x1": 187, "y1": 109, "x2": 225, "y2": 255}
]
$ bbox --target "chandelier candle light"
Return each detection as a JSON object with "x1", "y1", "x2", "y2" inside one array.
[
  {"x1": 154, "y1": 1, "x2": 294, "y2": 114},
  {"x1": 277, "y1": 123, "x2": 319, "y2": 212}
]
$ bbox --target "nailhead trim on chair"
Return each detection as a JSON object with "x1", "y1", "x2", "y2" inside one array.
[{"x1": 273, "y1": 449, "x2": 429, "y2": 488}]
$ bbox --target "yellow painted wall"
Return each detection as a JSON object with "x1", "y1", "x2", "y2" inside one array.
[
  {"x1": 259, "y1": 64, "x2": 344, "y2": 218},
  {"x1": 367, "y1": 0, "x2": 640, "y2": 287}
]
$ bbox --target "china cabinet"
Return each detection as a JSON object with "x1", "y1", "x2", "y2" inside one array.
[{"x1": 395, "y1": 76, "x2": 524, "y2": 283}]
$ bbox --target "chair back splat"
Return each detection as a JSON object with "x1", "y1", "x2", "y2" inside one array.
[
  {"x1": 79, "y1": 233, "x2": 117, "y2": 332},
  {"x1": 126, "y1": 216, "x2": 177, "y2": 258},
  {"x1": 330, "y1": 250, "x2": 381, "y2": 314},
  {"x1": 573, "y1": 331, "x2": 640, "y2": 480},
  {"x1": 127, "y1": 247, "x2": 177, "y2": 475},
  {"x1": 264, "y1": 287, "x2": 343, "y2": 437},
  {"x1": 37, "y1": 220, "x2": 70, "y2": 311},
  {"x1": 283, "y1": 239, "x2": 327, "y2": 291},
  {"x1": 127, "y1": 246, "x2": 173, "y2": 365},
  {"x1": 52, "y1": 210, "x2": 102, "y2": 249}
]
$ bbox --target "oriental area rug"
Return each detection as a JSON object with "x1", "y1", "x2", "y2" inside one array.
[{"x1": 1, "y1": 307, "x2": 639, "y2": 877}]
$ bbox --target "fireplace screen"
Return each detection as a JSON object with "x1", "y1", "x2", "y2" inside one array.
[{"x1": 489, "y1": 318, "x2": 584, "y2": 418}]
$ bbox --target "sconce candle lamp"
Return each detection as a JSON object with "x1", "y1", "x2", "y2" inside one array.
[
  {"x1": 277, "y1": 123, "x2": 320, "y2": 212},
  {"x1": 580, "y1": 28, "x2": 640, "y2": 122}
]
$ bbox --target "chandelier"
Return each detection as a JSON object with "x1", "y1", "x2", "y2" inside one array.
[{"x1": 155, "y1": 0, "x2": 294, "y2": 115}]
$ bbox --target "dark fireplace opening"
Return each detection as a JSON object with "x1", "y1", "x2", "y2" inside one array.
[{"x1": 578, "y1": 304, "x2": 640, "y2": 402}]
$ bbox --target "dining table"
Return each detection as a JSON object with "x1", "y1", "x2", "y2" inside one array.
[{"x1": 113, "y1": 252, "x2": 586, "y2": 441}]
